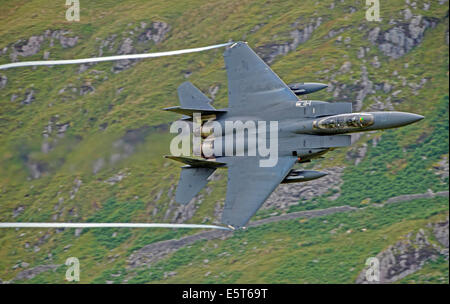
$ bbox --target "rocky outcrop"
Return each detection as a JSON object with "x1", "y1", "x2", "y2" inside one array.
[
  {"x1": 13, "y1": 206, "x2": 25, "y2": 218},
  {"x1": 10, "y1": 35, "x2": 44, "y2": 60},
  {"x1": 112, "y1": 21, "x2": 171, "y2": 73},
  {"x1": 21, "y1": 89, "x2": 35, "y2": 105},
  {"x1": 208, "y1": 85, "x2": 220, "y2": 100},
  {"x1": 354, "y1": 65, "x2": 373, "y2": 111},
  {"x1": 171, "y1": 199, "x2": 198, "y2": 224},
  {"x1": 263, "y1": 167, "x2": 344, "y2": 210},
  {"x1": 26, "y1": 160, "x2": 47, "y2": 179},
  {"x1": 112, "y1": 38, "x2": 136, "y2": 73},
  {"x1": 0, "y1": 74, "x2": 7, "y2": 89},
  {"x1": 41, "y1": 116, "x2": 70, "y2": 153},
  {"x1": 7, "y1": 30, "x2": 79, "y2": 62},
  {"x1": 346, "y1": 143, "x2": 368, "y2": 165},
  {"x1": 368, "y1": 14, "x2": 439, "y2": 59},
  {"x1": 137, "y1": 21, "x2": 171, "y2": 44},
  {"x1": 13, "y1": 264, "x2": 60, "y2": 282},
  {"x1": 356, "y1": 218, "x2": 449, "y2": 284},
  {"x1": 433, "y1": 155, "x2": 449, "y2": 181},
  {"x1": 325, "y1": 63, "x2": 375, "y2": 111},
  {"x1": 256, "y1": 17, "x2": 322, "y2": 64},
  {"x1": 105, "y1": 172, "x2": 129, "y2": 185},
  {"x1": 433, "y1": 219, "x2": 449, "y2": 248}
]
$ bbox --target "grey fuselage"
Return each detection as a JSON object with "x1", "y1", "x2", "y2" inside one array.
[{"x1": 203, "y1": 99, "x2": 423, "y2": 162}]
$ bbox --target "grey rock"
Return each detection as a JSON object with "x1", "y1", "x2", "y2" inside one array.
[
  {"x1": 74, "y1": 228, "x2": 83, "y2": 237},
  {"x1": 209, "y1": 85, "x2": 219, "y2": 100},
  {"x1": 21, "y1": 89, "x2": 35, "y2": 105},
  {"x1": 368, "y1": 27, "x2": 381, "y2": 44},
  {"x1": 357, "y1": 47, "x2": 365, "y2": 59},
  {"x1": 383, "y1": 82, "x2": 392, "y2": 93},
  {"x1": 56, "y1": 122, "x2": 70, "y2": 137},
  {"x1": 433, "y1": 155, "x2": 449, "y2": 180},
  {"x1": 339, "y1": 61, "x2": 352, "y2": 73},
  {"x1": 433, "y1": 218, "x2": 449, "y2": 248},
  {"x1": 263, "y1": 167, "x2": 344, "y2": 210},
  {"x1": 356, "y1": 218, "x2": 449, "y2": 283},
  {"x1": 256, "y1": 17, "x2": 322, "y2": 64},
  {"x1": 403, "y1": 8, "x2": 413, "y2": 21},
  {"x1": 14, "y1": 264, "x2": 60, "y2": 281},
  {"x1": 355, "y1": 66, "x2": 373, "y2": 111},
  {"x1": 138, "y1": 21, "x2": 171, "y2": 44},
  {"x1": 371, "y1": 56, "x2": 380, "y2": 68},
  {"x1": 0, "y1": 74, "x2": 7, "y2": 89},
  {"x1": 328, "y1": 26, "x2": 352, "y2": 39},
  {"x1": 13, "y1": 206, "x2": 24, "y2": 218},
  {"x1": 11, "y1": 35, "x2": 44, "y2": 60},
  {"x1": 59, "y1": 35, "x2": 78, "y2": 48},
  {"x1": 113, "y1": 38, "x2": 135, "y2": 73},
  {"x1": 79, "y1": 84, "x2": 95, "y2": 95},
  {"x1": 346, "y1": 143, "x2": 368, "y2": 165},
  {"x1": 370, "y1": 15, "x2": 439, "y2": 59},
  {"x1": 105, "y1": 172, "x2": 128, "y2": 185},
  {"x1": 171, "y1": 199, "x2": 197, "y2": 223}
]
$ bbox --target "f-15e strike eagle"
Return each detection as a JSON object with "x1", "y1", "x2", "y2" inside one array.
[{"x1": 164, "y1": 41, "x2": 424, "y2": 229}]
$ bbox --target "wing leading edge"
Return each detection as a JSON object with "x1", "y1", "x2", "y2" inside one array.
[{"x1": 222, "y1": 156, "x2": 297, "y2": 228}]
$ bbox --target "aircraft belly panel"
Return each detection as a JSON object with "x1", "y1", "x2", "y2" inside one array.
[{"x1": 301, "y1": 135, "x2": 351, "y2": 148}]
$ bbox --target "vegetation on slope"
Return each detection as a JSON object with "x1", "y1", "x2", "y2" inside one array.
[{"x1": 0, "y1": 0, "x2": 448, "y2": 283}]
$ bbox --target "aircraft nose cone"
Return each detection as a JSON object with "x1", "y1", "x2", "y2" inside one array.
[{"x1": 395, "y1": 112, "x2": 424, "y2": 126}]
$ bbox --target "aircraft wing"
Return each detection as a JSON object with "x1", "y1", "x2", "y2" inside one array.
[
  {"x1": 222, "y1": 156, "x2": 297, "y2": 228},
  {"x1": 223, "y1": 41, "x2": 298, "y2": 109}
]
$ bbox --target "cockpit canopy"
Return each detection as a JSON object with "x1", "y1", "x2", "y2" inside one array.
[{"x1": 313, "y1": 113, "x2": 374, "y2": 130}]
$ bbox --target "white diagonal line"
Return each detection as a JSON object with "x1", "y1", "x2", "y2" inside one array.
[
  {"x1": 0, "y1": 42, "x2": 232, "y2": 70},
  {"x1": 0, "y1": 222, "x2": 231, "y2": 230}
]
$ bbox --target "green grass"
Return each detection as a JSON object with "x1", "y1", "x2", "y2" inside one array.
[{"x1": 126, "y1": 196, "x2": 448, "y2": 284}]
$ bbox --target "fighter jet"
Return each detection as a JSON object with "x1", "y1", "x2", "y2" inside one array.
[{"x1": 164, "y1": 41, "x2": 424, "y2": 229}]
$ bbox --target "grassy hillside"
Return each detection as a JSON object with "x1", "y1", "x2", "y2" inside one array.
[{"x1": 0, "y1": 0, "x2": 448, "y2": 283}]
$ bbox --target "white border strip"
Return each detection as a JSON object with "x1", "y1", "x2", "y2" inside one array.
[
  {"x1": 0, "y1": 42, "x2": 232, "y2": 70},
  {"x1": 0, "y1": 222, "x2": 231, "y2": 230}
]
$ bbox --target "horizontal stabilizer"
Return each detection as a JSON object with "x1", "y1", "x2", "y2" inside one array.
[
  {"x1": 175, "y1": 167, "x2": 216, "y2": 205},
  {"x1": 164, "y1": 155, "x2": 226, "y2": 168},
  {"x1": 165, "y1": 81, "x2": 227, "y2": 117}
]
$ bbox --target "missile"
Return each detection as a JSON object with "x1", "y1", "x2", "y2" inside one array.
[
  {"x1": 281, "y1": 170, "x2": 327, "y2": 184},
  {"x1": 288, "y1": 82, "x2": 328, "y2": 95}
]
